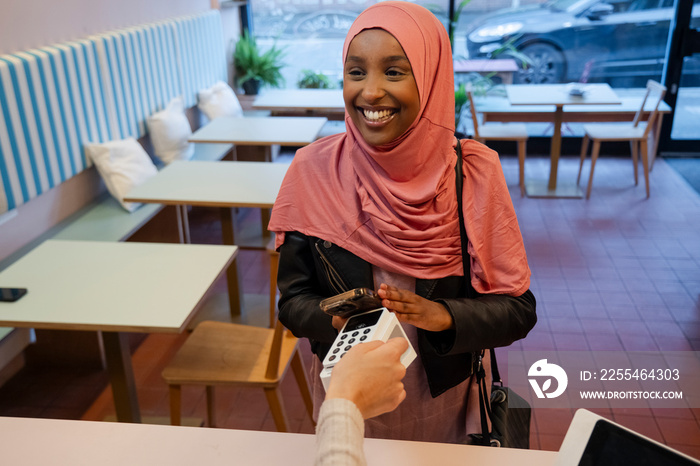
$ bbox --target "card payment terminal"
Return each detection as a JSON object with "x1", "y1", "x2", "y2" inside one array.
[{"x1": 320, "y1": 307, "x2": 417, "y2": 391}]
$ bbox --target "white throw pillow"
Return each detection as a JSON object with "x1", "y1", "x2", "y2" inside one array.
[
  {"x1": 197, "y1": 81, "x2": 243, "y2": 120},
  {"x1": 84, "y1": 138, "x2": 158, "y2": 212},
  {"x1": 147, "y1": 96, "x2": 194, "y2": 164}
]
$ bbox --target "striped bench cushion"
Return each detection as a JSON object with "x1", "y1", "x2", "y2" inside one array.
[{"x1": 0, "y1": 10, "x2": 227, "y2": 215}]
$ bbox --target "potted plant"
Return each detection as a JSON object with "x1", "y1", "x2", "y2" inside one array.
[
  {"x1": 233, "y1": 31, "x2": 286, "y2": 95},
  {"x1": 297, "y1": 69, "x2": 336, "y2": 89}
]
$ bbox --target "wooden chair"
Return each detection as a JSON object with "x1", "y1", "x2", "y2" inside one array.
[
  {"x1": 467, "y1": 89, "x2": 529, "y2": 196},
  {"x1": 161, "y1": 320, "x2": 314, "y2": 431},
  {"x1": 577, "y1": 80, "x2": 666, "y2": 199}
]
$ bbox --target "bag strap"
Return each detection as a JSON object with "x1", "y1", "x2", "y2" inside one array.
[{"x1": 455, "y1": 140, "x2": 500, "y2": 446}]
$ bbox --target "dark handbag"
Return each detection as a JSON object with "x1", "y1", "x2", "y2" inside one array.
[
  {"x1": 486, "y1": 350, "x2": 532, "y2": 448},
  {"x1": 455, "y1": 140, "x2": 532, "y2": 449}
]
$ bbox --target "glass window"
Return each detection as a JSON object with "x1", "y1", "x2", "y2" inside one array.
[
  {"x1": 670, "y1": 2, "x2": 700, "y2": 141},
  {"x1": 249, "y1": 0, "x2": 450, "y2": 89},
  {"x1": 463, "y1": 0, "x2": 693, "y2": 87}
]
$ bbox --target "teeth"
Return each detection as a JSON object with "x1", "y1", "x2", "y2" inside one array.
[{"x1": 363, "y1": 109, "x2": 393, "y2": 121}]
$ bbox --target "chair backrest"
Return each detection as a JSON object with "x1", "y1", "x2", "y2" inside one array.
[
  {"x1": 466, "y1": 89, "x2": 481, "y2": 139},
  {"x1": 633, "y1": 80, "x2": 666, "y2": 137}
]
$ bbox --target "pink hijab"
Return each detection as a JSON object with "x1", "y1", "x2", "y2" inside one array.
[{"x1": 269, "y1": 2, "x2": 530, "y2": 294}]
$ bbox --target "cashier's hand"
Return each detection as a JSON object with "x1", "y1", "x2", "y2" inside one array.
[
  {"x1": 378, "y1": 284, "x2": 455, "y2": 332},
  {"x1": 325, "y1": 338, "x2": 408, "y2": 420}
]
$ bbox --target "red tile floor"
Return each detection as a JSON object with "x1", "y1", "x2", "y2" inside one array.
[{"x1": 0, "y1": 151, "x2": 699, "y2": 459}]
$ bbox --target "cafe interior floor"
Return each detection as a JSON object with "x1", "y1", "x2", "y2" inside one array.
[{"x1": 0, "y1": 150, "x2": 698, "y2": 460}]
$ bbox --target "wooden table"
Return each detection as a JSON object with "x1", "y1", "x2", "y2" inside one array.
[
  {"x1": 123, "y1": 161, "x2": 290, "y2": 317},
  {"x1": 189, "y1": 116, "x2": 328, "y2": 161},
  {"x1": 0, "y1": 416, "x2": 559, "y2": 465},
  {"x1": 477, "y1": 93, "x2": 671, "y2": 171},
  {"x1": 0, "y1": 240, "x2": 237, "y2": 423},
  {"x1": 252, "y1": 89, "x2": 345, "y2": 119},
  {"x1": 506, "y1": 83, "x2": 621, "y2": 198}
]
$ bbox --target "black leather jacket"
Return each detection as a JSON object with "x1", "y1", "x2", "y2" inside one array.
[{"x1": 276, "y1": 231, "x2": 537, "y2": 397}]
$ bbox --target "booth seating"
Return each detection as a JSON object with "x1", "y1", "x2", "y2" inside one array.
[{"x1": 0, "y1": 10, "x2": 231, "y2": 375}]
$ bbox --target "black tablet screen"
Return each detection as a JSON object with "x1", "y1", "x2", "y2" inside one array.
[{"x1": 579, "y1": 420, "x2": 697, "y2": 466}]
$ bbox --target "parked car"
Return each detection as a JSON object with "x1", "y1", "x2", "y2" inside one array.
[{"x1": 466, "y1": 0, "x2": 700, "y2": 86}]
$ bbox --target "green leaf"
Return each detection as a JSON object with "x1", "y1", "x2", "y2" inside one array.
[{"x1": 233, "y1": 31, "x2": 287, "y2": 89}]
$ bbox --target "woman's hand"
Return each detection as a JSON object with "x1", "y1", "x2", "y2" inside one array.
[
  {"x1": 331, "y1": 315, "x2": 349, "y2": 331},
  {"x1": 377, "y1": 283, "x2": 454, "y2": 332}
]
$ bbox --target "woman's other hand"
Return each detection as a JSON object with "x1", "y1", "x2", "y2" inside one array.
[
  {"x1": 377, "y1": 283, "x2": 454, "y2": 332},
  {"x1": 331, "y1": 315, "x2": 349, "y2": 331}
]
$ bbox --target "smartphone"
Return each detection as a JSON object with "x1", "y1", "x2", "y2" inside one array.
[
  {"x1": 0, "y1": 288, "x2": 27, "y2": 302},
  {"x1": 320, "y1": 287, "x2": 382, "y2": 318}
]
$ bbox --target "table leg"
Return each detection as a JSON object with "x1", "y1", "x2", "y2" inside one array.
[
  {"x1": 525, "y1": 105, "x2": 583, "y2": 198},
  {"x1": 175, "y1": 206, "x2": 185, "y2": 244},
  {"x1": 102, "y1": 331, "x2": 141, "y2": 423},
  {"x1": 548, "y1": 106, "x2": 564, "y2": 191},
  {"x1": 261, "y1": 208, "x2": 271, "y2": 239},
  {"x1": 177, "y1": 205, "x2": 191, "y2": 244},
  {"x1": 220, "y1": 207, "x2": 242, "y2": 317}
]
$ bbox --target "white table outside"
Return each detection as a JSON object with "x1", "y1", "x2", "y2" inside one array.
[
  {"x1": 0, "y1": 240, "x2": 237, "y2": 423},
  {"x1": 454, "y1": 58, "x2": 519, "y2": 84},
  {"x1": 506, "y1": 83, "x2": 621, "y2": 198},
  {"x1": 123, "y1": 161, "x2": 291, "y2": 317}
]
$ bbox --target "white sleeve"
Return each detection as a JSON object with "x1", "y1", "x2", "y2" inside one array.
[{"x1": 314, "y1": 398, "x2": 367, "y2": 466}]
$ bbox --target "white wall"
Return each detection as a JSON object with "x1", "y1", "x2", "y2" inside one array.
[{"x1": 0, "y1": 0, "x2": 214, "y2": 55}]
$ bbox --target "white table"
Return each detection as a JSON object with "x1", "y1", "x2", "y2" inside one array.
[
  {"x1": 252, "y1": 89, "x2": 345, "y2": 117},
  {"x1": 506, "y1": 84, "x2": 621, "y2": 198},
  {"x1": 123, "y1": 161, "x2": 290, "y2": 316},
  {"x1": 0, "y1": 240, "x2": 237, "y2": 423},
  {"x1": 0, "y1": 416, "x2": 559, "y2": 465},
  {"x1": 189, "y1": 116, "x2": 328, "y2": 161}
]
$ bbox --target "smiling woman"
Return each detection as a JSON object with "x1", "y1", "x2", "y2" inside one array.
[
  {"x1": 268, "y1": 0, "x2": 536, "y2": 446},
  {"x1": 342, "y1": 29, "x2": 420, "y2": 147}
]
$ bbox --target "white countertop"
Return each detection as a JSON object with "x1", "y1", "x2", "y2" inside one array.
[{"x1": 0, "y1": 416, "x2": 558, "y2": 465}]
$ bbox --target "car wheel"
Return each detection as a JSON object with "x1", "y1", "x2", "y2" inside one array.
[{"x1": 513, "y1": 43, "x2": 566, "y2": 84}]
